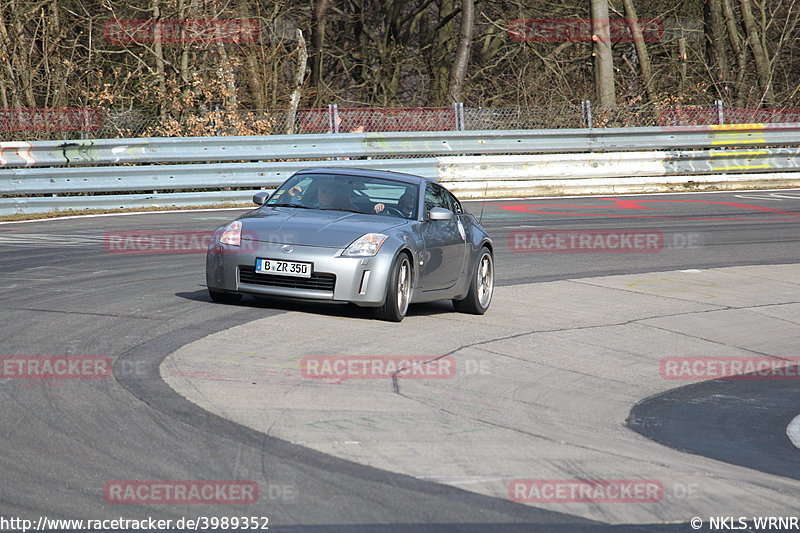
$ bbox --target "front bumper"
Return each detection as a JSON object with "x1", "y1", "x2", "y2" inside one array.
[{"x1": 206, "y1": 239, "x2": 395, "y2": 306}]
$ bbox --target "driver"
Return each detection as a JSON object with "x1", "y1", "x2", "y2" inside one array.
[
  {"x1": 289, "y1": 179, "x2": 385, "y2": 214},
  {"x1": 316, "y1": 181, "x2": 351, "y2": 210},
  {"x1": 374, "y1": 191, "x2": 415, "y2": 218}
]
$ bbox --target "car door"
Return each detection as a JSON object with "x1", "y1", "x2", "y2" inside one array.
[{"x1": 418, "y1": 183, "x2": 467, "y2": 291}]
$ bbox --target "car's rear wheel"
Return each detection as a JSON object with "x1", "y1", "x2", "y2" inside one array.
[
  {"x1": 208, "y1": 289, "x2": 243, "y2": 304},
  {"x1": 375, "y1": 254, "x2": 412, "y2": 322},
  {"x1": 453, "y1": 247, "x2": 493, "y2": 314}
]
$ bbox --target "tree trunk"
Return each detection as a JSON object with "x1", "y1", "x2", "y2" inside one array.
[
  {"x1": 722, "y1": 0, "x2": 749, "y2": 105},
  {"x1": 286, "y1": 29, "x2": 308, "y2": 135},
  {"x1": 590, "y1": 0, "x2": 615, "y2": 108},
  {"x1": 310, "y1": 0, "x2": 330, "y2": 87},
  {"x1": 427, "y1": 0, "x2": 457, "y2": 105},
  {"x1": 678, "y1": 37, "x2": 687, "y2": 96},
  {"x1": 738, "y1": 0, "x2": 774, "y2": 103},
  {"x1": 447, "y1": 0, "x2": 474, "y2": 103},
  {"x1": 0, "y1": 11, "x2": 18, "y2": 107},
  {"x1": 46, "y1": 2, "x2": 69, "y2": 108},
  {"x1": 178, "y1": 0, "x2": 199, "y2": 107},
  {"x1": 244, "y1": 52, "x2": 266, "y2": 110},
  {"x1": 151, "y1": 0, "x2": 168, "y2": 120},
  {"x1": 706, "y1": 0, "x2": 730, "y2": 96},
  {"x1": 5, "y1": 0, "x2": 36, "y2": 107},
  {"x1": 621, "y1": 0, "x2": 654, "y2": 102},
  {"x1": 215, "y1": 41, "x2": 238, "y2": 111}
]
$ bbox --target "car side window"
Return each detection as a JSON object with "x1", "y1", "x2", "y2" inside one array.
[
  {"x1": 424, "y1": 183, "x2": 448, "y2": 213},
  {"x1": 443, "y1": 189, "x2": 463, "y2": 214},
  {"x1": 425, "y1": 183, "x2": 460, "y2": 213}
]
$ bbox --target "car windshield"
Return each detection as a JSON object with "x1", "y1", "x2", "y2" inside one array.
[{"x1": 266, "y1": 173, "x2": 418, "y2": 220}]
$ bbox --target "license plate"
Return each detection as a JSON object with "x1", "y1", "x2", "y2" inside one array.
[{"x1": 255, "y1": 258, "x2": 312, "y2": 278}]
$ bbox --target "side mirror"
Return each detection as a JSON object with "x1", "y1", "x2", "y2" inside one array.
[
  {"x1": 253, "y1": 191, "x2": 272, "y2": 205},
  {"x1": 428, "y1": 207, "x2": 455, "y2": 221}
]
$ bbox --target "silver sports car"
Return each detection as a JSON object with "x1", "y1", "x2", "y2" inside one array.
[{"x1": 205, "y1": 168, "x2": 494, "y2": 321}]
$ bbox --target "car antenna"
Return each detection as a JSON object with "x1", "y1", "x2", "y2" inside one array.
[{"x1": 477, "y1": 182, "x2": 489, "y2": 225}]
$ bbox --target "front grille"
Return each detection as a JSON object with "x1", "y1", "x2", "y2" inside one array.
[{"x1": 239, "y1": 265, "x2": 336, "y2": 291}]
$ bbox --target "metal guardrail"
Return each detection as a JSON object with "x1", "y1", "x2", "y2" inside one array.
[
  {"x1": 2, "y1": 123, "x2": 800, "y2": 215},
  {"x1": 5, "y1": 149, "x2": 799, "y2": 196},
  {"x1": 2, "y1": 123, "x2": 800, "y2": 168},
  {"x1": 0, "y1": 159, "x2": 438, "y2": 195},
  {"x1": 439, "y1": 148, "x2": 800, "y2": 180}
]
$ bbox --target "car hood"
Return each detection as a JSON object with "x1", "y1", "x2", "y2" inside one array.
[{"x1": 237, "y1": 207, "x2": 408, "y2": 248}]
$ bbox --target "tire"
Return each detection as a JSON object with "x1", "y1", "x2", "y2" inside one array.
[
  {"x1": 375, "y1": 254, "x2": 412, "y2": 322},
  {"x1": 453, "y1": 247, "x2": 494, "y2": 315},
  {"x1": 208, "y1": 289, "x2": 243, "y2": 304}
]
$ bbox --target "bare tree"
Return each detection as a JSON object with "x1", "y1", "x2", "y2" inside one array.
[
  {"x1": 151, "y1": 0, "x2": 168, "y2": 120},
  {"x1": 722, "y1": 0, "x2": 750, "y2": 105},
  {"x1": 621, "y1": 0, "x2": 654, "y2": 102},
  {"x1": 590, "y1": 0, "x2": 615, "y2": 107},
  {"x1": 286, "y1": 29, "x2": 308, "y2": 135},
  {"x1": 448, "y1": 0, "x2": 474, "y2": 102},
  {"x1": 706, "y1": 0, "x2": 730, "y2": 97},
  {"x1": 738, "y1": 0, "x2": 775, "y2": 103},
  {"x1": 310, "y1": 0, "x2": 330, "y2": 87}
]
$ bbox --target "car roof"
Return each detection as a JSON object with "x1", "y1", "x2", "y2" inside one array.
[{"x1": 294, "y1": 167, "x2": 431, "y2": 186}]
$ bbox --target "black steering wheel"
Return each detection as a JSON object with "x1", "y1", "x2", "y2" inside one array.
[{"x1": 380, "y1": 206, "x2": 405, "y2": 217}]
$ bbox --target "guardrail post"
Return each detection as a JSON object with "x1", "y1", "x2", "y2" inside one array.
[
  {"x1": 454, "y1": 102, "x2": 465, "y2": 131},
  {"x1": 582, "y1": 100, "x2": 593, "y2": 128},
  {"x1": 716, "y1": 99, "x2": 725, "y2": 125},
  {"x1": 328, "y1": 104, "x2": 340, "y2": 134}
]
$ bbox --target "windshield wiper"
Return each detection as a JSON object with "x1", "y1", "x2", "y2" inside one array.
[
  {"x1": 316, "y1": 207, "x2": 365, "y2": 214},
  {"x1": 267, "y1": 203, "x2": 313, "y2": 209}
]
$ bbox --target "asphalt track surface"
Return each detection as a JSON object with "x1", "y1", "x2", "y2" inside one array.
[
  {"x1": 1, "y1": 189, "x2": 799, "y2": 532},
  {"x1": 628, "y1": 372, "x2": 800, "y2": 482}
]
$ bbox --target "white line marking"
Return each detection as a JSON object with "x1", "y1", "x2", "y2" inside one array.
[
  {"x1": 461, "y1": 187, "x2": 800, "y2": 203},
  {"x1": 767, "y1": 194, "x2": 800, "y2": 199},
  {"x1": 787, "y1": 414, "x2": 800, "y2": 450},
  {"x1": 734, "y1": 195, "x2": 784, "y2": 201},
  {"x1": 496, "y1": 224, "x2": 543, "y2": 229},
  {"x1": 0, "y1": 207, "x2": 251, "y2": 225},
  {"x1": 0, "y1": 233, "x2": 109, "y2": 247},
  {"x1": 3, "y1": 187, "x2": 799, "y2": 224},
  {"x1": 421, "y1": 476, "x2": 506, "y2": 485},
  {"x1": 735, "y1": 192, "x2": 800, "y2": 200}
]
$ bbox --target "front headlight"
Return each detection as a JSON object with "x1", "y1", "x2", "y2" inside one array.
[
  {"x1": 342, "y1": 233, "x2": 388, "y2": 257},
  {"x1": 219, "y1": 221, "x2": 242, "y2": 246}
]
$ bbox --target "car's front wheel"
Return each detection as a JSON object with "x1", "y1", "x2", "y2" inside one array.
[
  {"x1": 375, "y1": 254, "x2": 412, "y2": 322},
  {"x1": 453, "y1": 247, "x2": 494, "y2": 314},
  {"x1": 208, "y1": 289, "x2": 243, "y2": 304}
]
